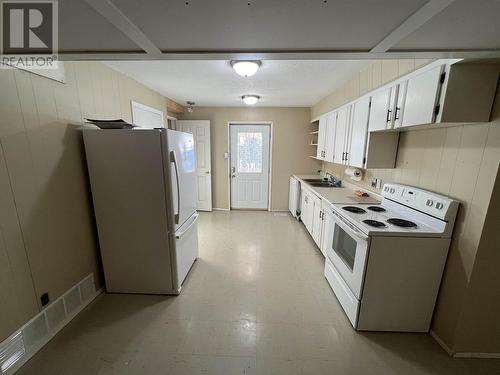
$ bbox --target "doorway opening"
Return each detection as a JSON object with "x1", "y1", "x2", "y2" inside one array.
[{"x1": 229, "y1": 123, "x2": 272, "y2": 210}]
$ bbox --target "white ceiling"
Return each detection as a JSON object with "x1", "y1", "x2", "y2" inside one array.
[{"x1": 105, "y1": 60, "x2": 371, "y2": 107}]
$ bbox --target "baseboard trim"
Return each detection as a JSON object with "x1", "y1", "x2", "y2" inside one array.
[
  {"x1": 430, "y1": 330, "x2": 454, "y2": 356},
  {"x1": 0, "y1": 274, "x2": 102, "y2": 375},
  {"x1": 454, "y1": 352, "x2": 500, "y2": 359},
  {"x1": 213, "y1": 207, "x2": 230, "y2": 211},
  {"x1": 430, "y1": 330, "x2": 500, "y2": 358}
]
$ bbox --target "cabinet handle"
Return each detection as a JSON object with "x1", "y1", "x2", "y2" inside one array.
[
  {"x1": 345, "y1": 152, "x2": 349, "y2": 161},
  {"x1": 394, "y1": 106, "x2": 401, "y2": 121},
  {"x1": 386, "y1": 109, "x2": 392, "y2": 123}
]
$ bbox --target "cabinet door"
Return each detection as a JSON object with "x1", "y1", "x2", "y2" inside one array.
[
  {"x1": 311, "y1": 195, "x2": 322, "y2": 246},
  {"x1": 300, "y1": 190, "x2": 308, "y2": 226},
  {"x1": 317, "y1": 115, "x2": 328, "y2": 159},
  {"x1": 347, "y1": 97, "x2": 370, "y2": 168},
  {"x1": 323, "y1": 112, "x2": 336, "y2": 162},
  {"x1": 320, "y1": 207, "x2": 334, "y2": 258},
  {"x1": 289, "y1": 177, "x2": 296, "y2": 216},
  {"x1": 401, "y1": 65, "x2": 444, "y2": 128},
  {"x1": 393, "y1": 81, "x2": 407, "y2": 128},
  {"x1": 333, "y1": 106, "x2": 350, "y2": 164},
  {"x1": 368, "y1": 86, "x2": 394, "y2": 131},
  {"x1": 302, "y1": 190, "x2": 313, "y2": 233}
]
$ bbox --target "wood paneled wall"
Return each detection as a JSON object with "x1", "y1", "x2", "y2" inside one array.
[
  {"x1": 0, "y1": 62, "x2": 167, "y2": 341},
  {"x1": 312, "y1": 59, "x2": 500, "y2": 354}
]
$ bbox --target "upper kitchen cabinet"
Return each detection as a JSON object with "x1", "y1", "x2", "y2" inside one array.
[
  {"x1": 316, "y1": 111, "x2": 337, "y2": 162},
  {"x1": 368, "y1": 85, "x2": 398, "y2": 131},
  {"x1": 332, "y1": 106, "x2": 350, "y2": 164},
  {"x1": 316, "y1": 115, "x2": 327, "y2": 160},
  {"x1": 397, "y1": 65, "x2": 444, "y2": 128},
  {"x1": 324, "y1": 112, "x2": 337, "y2": 163},
  {"x1": 347, "y1": 97, "x2": 371, "y2": 168},
  {"x1": 435, "y1": 63, "x2": 499, "y2": 124},
  {"x1": 395, "y1": 61, "x2": 499, "y2": 129}
]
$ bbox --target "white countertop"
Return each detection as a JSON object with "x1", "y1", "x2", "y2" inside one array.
[{"x1": 293, "y1": 174, "x2": 381, "y2": 205}]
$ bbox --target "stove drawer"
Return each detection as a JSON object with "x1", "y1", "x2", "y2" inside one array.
[{"x1": 324, "y1": 258, "x2": 359, "y2": 328}]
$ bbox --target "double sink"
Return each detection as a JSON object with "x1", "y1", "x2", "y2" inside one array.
[{"x1": 303, "y1": 178, "x2": 341, "y2": 188}]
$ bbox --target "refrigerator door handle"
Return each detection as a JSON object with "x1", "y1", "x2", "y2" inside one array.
[
  {"x1": 170, "y1": 150, "x2": 181, "y2": 224},
  {"x1": 175, "y1": 213, "x2": 199, "y2": 239}
]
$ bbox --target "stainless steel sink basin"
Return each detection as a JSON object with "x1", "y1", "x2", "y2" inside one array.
[
  {"x1": 308, "y1": 182, "x2": 339, "y2": 188},
  {"x1": 302, "y1": 178, "x2": 323, "y2": 182}
]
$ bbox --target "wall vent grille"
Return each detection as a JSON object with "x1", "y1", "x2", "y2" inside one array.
[
  {"x1": 0, "y1": 333, "x2": 25, "y2": 374},
  {"x1": 64, "y1": 286, "x2": 82, "y2": 316},
  {"x1": 45, "y1": 300, "x2": 66, "y2": 331},
  {"x1": 0, "y1": 273, "x2": 98, "y2": 375},
  {"x1": 22, "y1": 315, "x2": 48, "y2": 351}
]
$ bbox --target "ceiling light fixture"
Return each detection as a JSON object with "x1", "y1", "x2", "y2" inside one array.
[
  {"x1": 186, "y1": 101, "x2": 195, "y2": 113},
  {"x1": 242, "y1": 95, "x2": 260, "y2": 105},
  {"x1": 231, "y1": 60, "x2": 261, "y2": 77}
]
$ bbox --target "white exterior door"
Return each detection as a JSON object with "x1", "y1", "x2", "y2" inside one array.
[
  {"x1": 177, "y1": 120, "x2": 212, "y2": 211},
  {"x1": 230, "y1": 124, "x2": 271, "y2": 209}
]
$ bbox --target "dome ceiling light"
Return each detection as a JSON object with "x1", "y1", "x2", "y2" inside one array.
[
  {"x1": 242, "y1": 95, "x2": 260, "y2": 105},
  {"x1": 231, "y1": 60, "x2": 261, "y2": 77}
]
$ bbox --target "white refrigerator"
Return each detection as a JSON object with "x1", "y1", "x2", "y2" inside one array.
[{"x1": 83, "y1": 128, "x2": 199, "y2": 295}]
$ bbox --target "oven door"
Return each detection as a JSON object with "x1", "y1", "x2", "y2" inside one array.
[{"x1": 325, "y1": 209, "x2": 369, "y2": 299}]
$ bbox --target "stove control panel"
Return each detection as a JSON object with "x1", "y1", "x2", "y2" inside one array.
[{"x1": 382, "y1": 183, "x2": 459, "y2": 221}]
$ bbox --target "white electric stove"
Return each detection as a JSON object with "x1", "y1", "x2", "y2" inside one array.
[
  {"x1": 323, "y1": 183, "x2": 459, "y2": 332},
  {"x1": 333, "y1": 183, "x2": 458, "y2": 238}
]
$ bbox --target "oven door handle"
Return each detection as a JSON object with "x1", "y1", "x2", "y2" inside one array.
[{"x1": 331, "y1": 210, "x2": 369, "y2": 241}]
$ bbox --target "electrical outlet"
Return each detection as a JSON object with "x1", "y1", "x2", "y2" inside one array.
[
  {"x1": 41, "y1": 293, "x2": 49, "y2": 306},
  {"x1": 371, "y1": 178, "x2": 382, "y2": 189}
]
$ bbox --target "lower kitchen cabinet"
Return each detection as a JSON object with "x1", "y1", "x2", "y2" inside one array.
[
  {"x1": 320, "y1": 204, "x2": 334, "y2": 258},
  {"x1": 311, "y1": 193, "x2": 323, "y2": 246},
  {"x1": 301, "y1": 187, "x2": 323, "y2": 247},
  {"x1": 300, "y1": 186, "x2": 330, "y2": 255}
]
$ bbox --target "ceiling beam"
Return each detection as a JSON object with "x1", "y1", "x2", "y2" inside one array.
[
  {"x1": 59, "y1": 49, "x2": 500, "y2": 61},
  {"x1": 371, "y1": 0, "x2": 456, "y2": 53},
  {"x1": 85, "y1": 0, "x2": 161, "y2": 56}
]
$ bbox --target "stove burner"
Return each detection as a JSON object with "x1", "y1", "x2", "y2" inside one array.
[
  {"x1": 387, "y1": 218, "x2": 418, "y2": 228},
  {"x1": 363, "y1": 219, "x2": 387, "y2": 228},
  {"x1": 342, "y1": 206, "x2": 366, "y2": 214},
  {"x1": 367, "y1": 206, "x2": 386, "y2": 212}
]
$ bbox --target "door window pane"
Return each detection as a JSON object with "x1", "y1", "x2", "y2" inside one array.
[
  {"x1": 332, "y1": 225, "x2": 357, "y2": 270},
  {"x1": 237, "y1": 132, "x2": 263, "y2": 173}
]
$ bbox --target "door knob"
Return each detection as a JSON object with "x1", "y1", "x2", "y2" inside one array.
[
  {"x1": 205, "y1": 171, "x2": 210, "y2": 174},
  {"x1": 231, "y1": 174, "x2": 236, "y2": 178}
]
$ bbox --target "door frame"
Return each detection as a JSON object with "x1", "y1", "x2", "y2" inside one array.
[{"x1": 227, "y1": 121, "x2": 273, "y2": 211}]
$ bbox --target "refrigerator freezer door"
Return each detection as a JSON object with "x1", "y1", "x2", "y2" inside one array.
[
  {"x1": 166, "y1": 129, "x2": 197, "y2": 231},
  {"x1": 174, "y1": 212, "x2": 199, "y2": 289}
]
